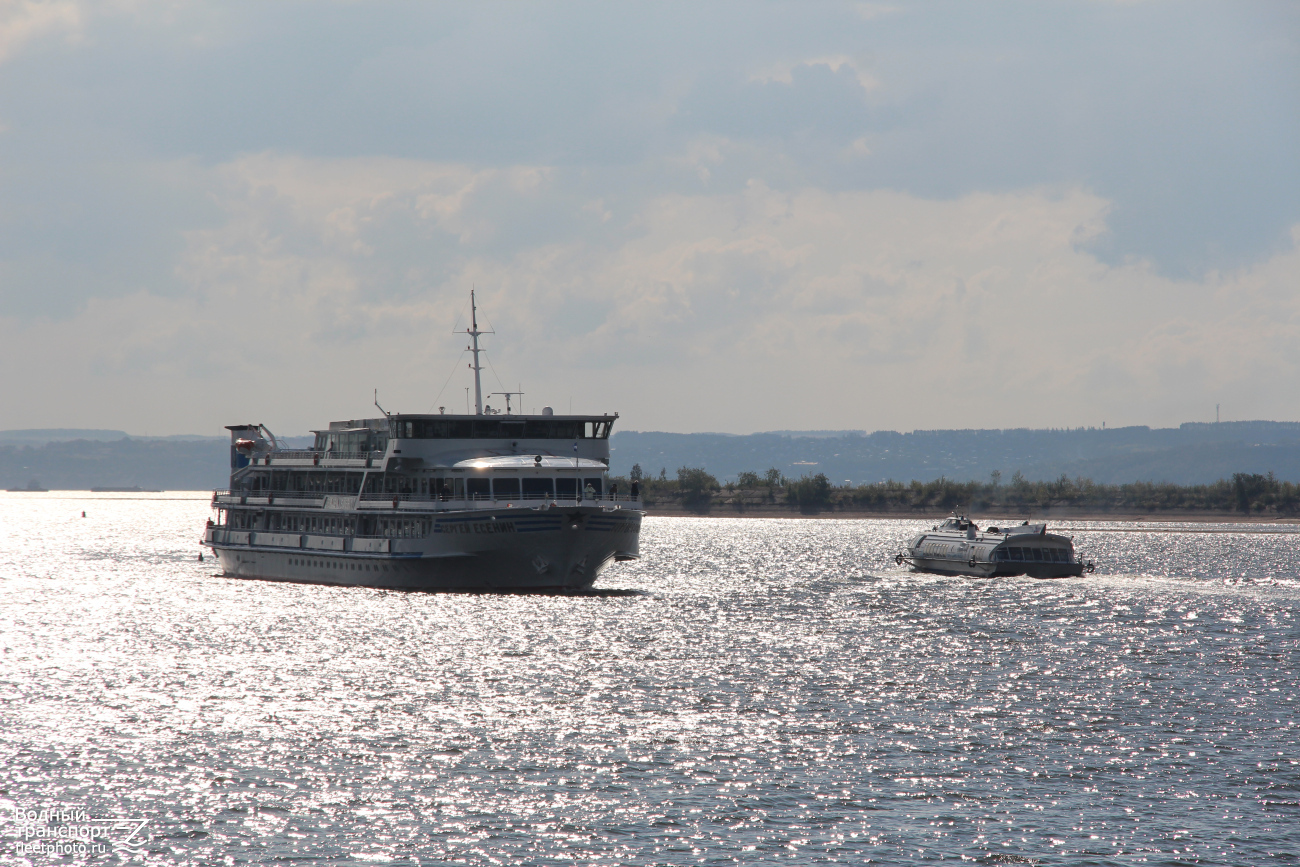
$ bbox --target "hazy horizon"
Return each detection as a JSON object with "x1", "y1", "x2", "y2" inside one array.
[{"x1": 4, "y1": 417, "x2": 1300, "y2": 444}]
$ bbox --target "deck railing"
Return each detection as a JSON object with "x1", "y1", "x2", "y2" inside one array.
[
  {"x1": 213, "y1": 489, "x2": 642, "y2": 507},
  {"x1": 359, "y1": 491, "x2": 641, "y2": 503},
  {"x1": 250, "y1": 450, "x2": 378, "y2": 463}
]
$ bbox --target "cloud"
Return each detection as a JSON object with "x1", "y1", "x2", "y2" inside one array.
[
  {"x1": 2, "y1": 2, "x2": 1296, "y2": 280},
  {"x1": 751, "y1": 55, "x2": 882, "y2": 98},
  {"x1": 0, "y1": 3, "x2": 1296, "y2": 435},
  {"x1": 0, "y1": 152, "x2": 1296, "y2": 434},
  {"x1": 0, "y1": 0, "x2": 81, "y2": 63}
]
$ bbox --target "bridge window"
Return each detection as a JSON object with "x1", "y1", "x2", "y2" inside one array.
[
  {"x1": 492, "y1": 478, "x2": 520, "y2": 499},
  {"x1": 522, "y1": 478, "x2": 553, "y2": 499},
  {"x1": 393, "y1": 418, "x2": 610, "y2": 439},
  {"x1": 525, "y1": 420, "x2": 583, "y2": 438},
  {"x1": 466, "y1": 477, "x2": 490, "y2": 500}
]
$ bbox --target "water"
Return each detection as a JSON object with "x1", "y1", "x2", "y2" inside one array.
[{"x1": 2, "y1": 493, "x2": 1298, "y2": 865}]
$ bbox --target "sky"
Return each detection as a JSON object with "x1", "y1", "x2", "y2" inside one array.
[{"x1": 0, "y1": 0, "x2": 1297, "y2": 436}]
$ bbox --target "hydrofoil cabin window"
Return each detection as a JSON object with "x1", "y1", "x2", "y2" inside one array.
[
  {"x1": 521, "y1": 478, "x2": 553, "y2": 500},
  {"x1": 493, "y1": 478, "x2": 520, "y2": 500}
]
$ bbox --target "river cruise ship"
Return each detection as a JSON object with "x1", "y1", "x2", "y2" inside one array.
[{"x1": 202, "y1": 294, "x2": 641, "y2": 591}]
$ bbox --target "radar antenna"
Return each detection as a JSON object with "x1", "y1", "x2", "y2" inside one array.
[{"x1": 489, "y1": 387, "x2": 525, "y2": 415}]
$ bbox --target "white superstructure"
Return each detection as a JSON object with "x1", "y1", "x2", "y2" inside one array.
[{"x1": 202, "y1": 293, "x2": 642, "y2": 592}]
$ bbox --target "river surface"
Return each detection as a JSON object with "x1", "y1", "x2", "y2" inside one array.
[{"x1": 1, "y1": 493, "x2": 1298, "y2": 865}]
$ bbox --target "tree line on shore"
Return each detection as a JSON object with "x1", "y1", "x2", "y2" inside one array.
[{"x1": 614, "y1": 464, "x2": 1300, "y2": 515}]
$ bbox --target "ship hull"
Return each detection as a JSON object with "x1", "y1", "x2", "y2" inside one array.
[
  {"x1": 207, "y1": 506, "x2": 641, "y2": 593},
  {"x1": 908, "y1": 557, "x2": 1084, "y2": 580}
]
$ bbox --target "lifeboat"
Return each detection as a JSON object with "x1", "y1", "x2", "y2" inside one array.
[{"x1": 895, "y1": 512, "x2": 1093, "y2": 579}]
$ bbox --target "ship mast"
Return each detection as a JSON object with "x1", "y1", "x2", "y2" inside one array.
[{"x1": 468, "y1": 290, "x2": 485, "y2": 415}]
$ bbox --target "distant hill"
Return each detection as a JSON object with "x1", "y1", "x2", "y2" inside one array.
[
  {"x1": 0, "y1": 430, "x2": 312, "y2": 490},
  {"x1": 0, "y1": 428, "x2": 129, "y2": 445},
  {"x1": 610, "y1": 421, "x2": 1300, "y2": 485},
  {"x1": 0, "y1": 438, "x2": 230, "y2": 490},
  {"x1": 3, "y1": 422, "x2": 1298, "y2": 490}
]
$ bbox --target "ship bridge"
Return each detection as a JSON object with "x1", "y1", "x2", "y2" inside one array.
[{"x1": 305, "y1": 412, "x2": 617, "y2": 468}]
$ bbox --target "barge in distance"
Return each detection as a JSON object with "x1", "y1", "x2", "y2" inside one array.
[
  {"x1": 202, "y1": 292, "x2": 642, "y2": 592},
  {"x1": 895, "y1": 513, "x2": 1093, "y2": 579}
]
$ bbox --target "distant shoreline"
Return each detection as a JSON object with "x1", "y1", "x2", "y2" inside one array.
[
  {"x1": 5, "y1": 490, "x2": 1294, "y2": 525},
  {"x1": 641, "y1": 506, "x2": 1300, "y2": 524}
]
